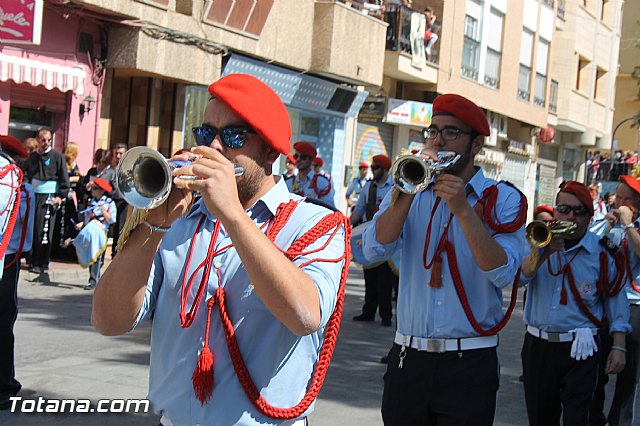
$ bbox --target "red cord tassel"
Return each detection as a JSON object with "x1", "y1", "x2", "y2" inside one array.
[
  {"x1": 560, "y1": 287, "x2": 568, "y2": 305},
  {"x1": 192, "y1": 346, "x2": 215, "y2": 405},
  {"x1": 430, "y1": 255, "x2": 443, "y2": 288}
]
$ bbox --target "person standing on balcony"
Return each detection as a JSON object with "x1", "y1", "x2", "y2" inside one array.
[
  {"x1": 423, "y1": 6, "x2": 438, "y2": 61},
  {"x1": 362, "y1": 94, "x2": 527, "y2": 425}
]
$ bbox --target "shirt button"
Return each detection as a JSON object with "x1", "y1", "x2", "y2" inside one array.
[
  {"x1": 195, "y1": 423, "x2": 201, "y2": 426},
  {"x1": 214, "y1": 261, "x2": 222, "y2": 269},
  {"x1": 437, "y1": 301, "x2": 443, "y2": 306},
  {"x1": 436, "y1": 328, "x2": 440, "y2": 333}
]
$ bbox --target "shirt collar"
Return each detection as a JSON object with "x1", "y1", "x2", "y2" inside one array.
[
  {"x1": 465, "y1": 167, "x2": 485, "y2": 198},
  {"x1": 187, "y1": 177, "x2": 291, "y2": 221}
]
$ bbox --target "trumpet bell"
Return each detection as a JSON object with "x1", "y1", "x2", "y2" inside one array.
[
  {"x1": 526, "y1": 220, "x2": 552, "y2": 248},
  {"x1": 116, "y1": 147, "x2": 174, "y2": 210},
  {"x1": 391, "y1": 155, "x2": 432, "y2": 194}
]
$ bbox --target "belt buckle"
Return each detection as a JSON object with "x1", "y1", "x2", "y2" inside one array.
[
  {"x1": 547, "y1": 333, "x2": 562, "y2": 343},
  {"x1": 426, "y1": 339, "x2": 446, "y2": 353}
]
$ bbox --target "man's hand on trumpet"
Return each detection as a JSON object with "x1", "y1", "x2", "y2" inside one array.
[
  {"x1": 419, "y1": 148, "x2": 469, "y2": 217},
  {"x1": 172, "y1": 146, "x2": 244, "y2": 224},
  {"x1": 145, "y1": 150, "x2": 195, "y2": 228},
  {"x1": 605, "y1": 205, "x2": 634, "y2": 228}
]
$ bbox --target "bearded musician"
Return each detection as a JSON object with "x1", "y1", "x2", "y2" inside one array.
[
  {"x1": 362, "y1": 93, "x2": 527, "y2": 425},
  {"x1": 521, "y1": 181, "x2": 630, "y2": 426}
]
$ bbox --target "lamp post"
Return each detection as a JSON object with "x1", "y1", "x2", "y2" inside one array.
[{"x1": 610, "y1": 114, "x2": 640, "y2": 178}]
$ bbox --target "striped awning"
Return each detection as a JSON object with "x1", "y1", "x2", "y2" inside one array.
[{"x1": 0, "y1": 52, "x2": 87, "y2": 95}]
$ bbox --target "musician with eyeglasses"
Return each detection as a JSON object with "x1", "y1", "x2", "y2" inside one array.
[
  {"x1": 520, "y1": 180, "x2": 630, "y2": 426},
  {"x1": 285, "y1": 142, "x2": 335, "y2": 207},
  {"x1": 362, "y1": 93, "x2": 527, "y2": 425},
  {"x1": 91, "y1": 74, "x2": 350, "y2": 426},
  {"x1": 589, "y1": 175, "x2": 640, "y2": 426}
]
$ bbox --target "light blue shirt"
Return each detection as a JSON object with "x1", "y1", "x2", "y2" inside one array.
[
  {"x1": 362, "y1": 168, "x2": 526, "y2": 339},
  {"x1": 7, "y1": 183, "x2": 35, "y2": 254},
  {"x1": 83, "y1": 195, "x2": 116, "y2": 230},
  {"x1": 132, "y1": 178, "x2": 345, "y2": 426},
  {"x1": 285, "y1": 171, "x2": 335, "y2": 207},
  {"x1": 521, "y1": 230, "x2": 631, "y2": 334},
  {"x1": 354, "y1": 176, "x2": 393, "y2": 222},
  {"x1": 600, "y1": 220, "x2": 640, "y2": 305},
  {"x1": 345, "y1": 177, "x2": 367, "y2": 203}
]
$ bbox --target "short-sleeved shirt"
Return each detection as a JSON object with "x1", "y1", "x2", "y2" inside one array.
[
  {"x1": 346, "y1": 177, "x2": 368, "y2": 204},
  {"x1": 83, "y1": 195, "x2": 116, "y2": 230},
  {"x1": 362, "y1": 168, "x2": 526, "y2": 339},
  {"x1": 285, "y1": 170, "x2": 335, "y2": 207},
  {"x1": 521, "y1": 231, "x2": 630, "y2": 334},
  {"x1": 132, "y1": 178, "x2": 346, "y2": 426}
]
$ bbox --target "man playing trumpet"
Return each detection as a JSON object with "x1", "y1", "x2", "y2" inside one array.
[
  {"x1": 362, "y1": 93, "x2": 527, "y2": 425},
  {"x1": 91, "y1": 74, "x2": 350, "y2": 426},
  {"x1": 590, "y1": 175, "x2": 640, "y2": 426},
  {"x1": 521, "y1": 181, "x2": 630, "y2": 426}
]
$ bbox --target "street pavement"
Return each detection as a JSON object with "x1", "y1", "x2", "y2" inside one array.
[{"x1": 0, "y1": 261, "x2": 624, "y2": 425}]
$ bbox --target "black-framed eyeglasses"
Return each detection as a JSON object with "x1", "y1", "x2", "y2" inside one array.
[
  {"x1": 422, "y1": 126, "x2": 471, "y2": 142},
  {"x1": 555, "y1": 204, "x2": 590, "y2": 216},
  {"x1": 192, "y1": 125, "x2": 256, "y2": 149},
  {"x1": 294, "y1": 154, "x2": 312, "y2": 161}
]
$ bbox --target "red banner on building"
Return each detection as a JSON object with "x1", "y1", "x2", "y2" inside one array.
[{"x1": 0, "y1": 0, "x2": 44, "y2": 45}]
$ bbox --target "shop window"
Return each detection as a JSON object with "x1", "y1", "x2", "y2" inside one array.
[{"x1": 301, "y1": 116, "x2": 320, "y2": 138}]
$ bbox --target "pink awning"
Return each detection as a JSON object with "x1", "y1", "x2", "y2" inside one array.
[{"x1": 0, "y1": 52, "x2": 87, "y2": 96}]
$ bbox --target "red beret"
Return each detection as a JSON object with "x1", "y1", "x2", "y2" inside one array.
[
  {"x1": 533, "y1": 204, "x2": 554, "y2": 218},
  {"x1": 432, "y1": 94, "x2": 490, "y2": 137},
  {"x1": 372, "y1": 154, "x2": 392, "y2": 170},
  {"x1": 620, "y1": 175, "x2": 640, "y2": 196},
  {"x1": 558, "y1": 181, "x2": 594, "y2": 217},
  {"x1": 411, "y1": 149, "x2": 420, "y2": 155},
  {"x1": 359, "y1": 161, "x2": 369, "y2": 168},
  {"x1": 313, "y1": 157, "x2": 324, "y2": 167},
  {"x1": 286, "y1": 153, "x2": 296, "y2": 164},
  {"x1": 0, "y1": 135, "x2": 28, "y2": 158},
  {"x1": 293, "y1": 141, "x2": 317, "y2": 158},
  {"x1": 208, "y1": 74, "x2": 291, "y2": 155},
  {"x1": 92, "y1": 177, "x2": 112, "y2": 193}
]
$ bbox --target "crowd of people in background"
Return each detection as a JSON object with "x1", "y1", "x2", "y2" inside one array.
[{"x1": 587, "y1": 149, "x2": 639, "y2": 182}]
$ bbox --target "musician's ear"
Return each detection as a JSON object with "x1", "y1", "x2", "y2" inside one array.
[{"x1": 471, "y1": 133, "x2": 484, "y2": 156}]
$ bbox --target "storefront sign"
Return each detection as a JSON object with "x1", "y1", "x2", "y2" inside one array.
[
  {"x1": 358, "y1": 100, "x2": 385, "y2": 123},
  {"x1": 386, "y1": 98, "x2": 432, "y2": 126},
  {"x1": 0, "y1": 0, "x2": 43, "y2": 45}
]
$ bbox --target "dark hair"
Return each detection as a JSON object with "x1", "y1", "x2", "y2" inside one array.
[
  {"x1": 111, "y1": 143, "x2": 127, "y2": 151},
  {"x1": 37, "y1": 127, "x2": 52, "y2": 137},
  {"x1": 425, "y1": 6, "x2": 433, "y2": 12}
]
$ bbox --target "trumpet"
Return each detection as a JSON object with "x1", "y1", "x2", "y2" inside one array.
[
  {"x1": 526, "y1": 220, "x2": 577, "y2": 249},
  {"x1": 116, "y1": 147, "x2": 244, "y2": 210},
  {"x1": 391, "y1": 151, "x2": 461, "y2": 194}
]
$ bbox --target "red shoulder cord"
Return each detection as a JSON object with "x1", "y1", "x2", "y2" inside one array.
[
  {"x1": 423, "y1": 184, "x2": 527, "y2": 336},
  {"x1": 186, "y1": 200, "x2": 351, "y2": 419},
  {"x1": 310, "y1": 174, "x2": 331, "y2": 197},
  {"x1": 0, "y1": 164, "x2": 23, "y2": 262},
  {"x1": 4, "y1": 185, "x2": 30, "y2": 269},
  {"x1": 621, "y1": 237, "x2": 640, "y2": 293}
]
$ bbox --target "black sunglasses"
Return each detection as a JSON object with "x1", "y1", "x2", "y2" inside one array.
[
  {"x1": 555, "y1": 204, "x2": 590, "y2": 216},
  {"x1": 294, "y1": 154, "x2": 312, "y2": 161},
  {"x1": 192, "y1": 125, "x2": 256, "y2": 149}
]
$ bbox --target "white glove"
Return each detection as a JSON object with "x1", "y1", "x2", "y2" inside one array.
[{"x1": 570, "y1": 328, "x2": 598, "y2": 361}]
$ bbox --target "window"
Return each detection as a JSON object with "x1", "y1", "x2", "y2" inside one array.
[
  {"x1": 534, "y1": 38, "x2": 549, "y2": 107},
  {"x1": 518, "y1": 29, "x2": 534, "y2": 101},
  {"x1": 557, "y1": 0, "x2": 566, "y2": 19},
  {"x1": 576, "y1": 57, "x2": 590, "y2": 92},
  {"x1": 594, "y1": 67, "x2": 607, "y2": 100},
  {"x1": 484, "y1": 9, "x2": 503, "y2": 88},
  {"x1": 549, "y1": 80, "x2": 559, "y2": 113},
  {"x1": 462, "y1": 14, "x2": 480, "y2": 80}
]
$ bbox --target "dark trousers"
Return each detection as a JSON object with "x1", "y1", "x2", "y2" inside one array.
[
  {"x1": 31, "y1": 194, "x2": 58, "y2": 269},
  {"x1": 382, "y1": 344, "x2": 499, "y2": 425},
  {"x1": 592, "y1": 305, "x2": 640, "y2": 426},
  {"x1": 0, "y1": 254, "x2": 22, "y2": 399},
  {"x1": 522, "y1": 332, "x2": 600, "y2": 426},
  {"x1": 385, "y1": 10, "x2": 399, "y2": 50},
  {"x1": 110, "y1": 199, "x2": 127, "y2": 257},
  {"x1": 361, "y1": 262, "x2": 394, "y2": 321},
  {"x1": 89, "y1": 252, "x2": 105, "y2": 286}
]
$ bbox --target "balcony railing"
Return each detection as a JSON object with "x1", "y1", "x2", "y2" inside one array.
[
  {"x1": 484, "y1": 48, "x2": 501, "y2": 89},
  {"x1": 534, "y1": 73, "x2": 547, "y2": 107},
  {"x1": 385, "y1": 5, "x2": 440, "y2": 64},
  {"x1": 541, "y1": 0, "x2": 554, "y2": 8}
]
